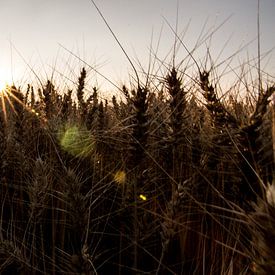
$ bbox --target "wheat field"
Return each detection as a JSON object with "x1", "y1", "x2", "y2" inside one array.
[
  {"x1": 0, "y1": 58, "x2": 274, "y2": 274},
  {"x1": 0, "y1": 4, "x2": 275, "y2": 273}
]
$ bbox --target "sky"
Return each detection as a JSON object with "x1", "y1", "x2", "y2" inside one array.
[{"x1": 0, "y1": 0, "x2": 274, "y2": 95}]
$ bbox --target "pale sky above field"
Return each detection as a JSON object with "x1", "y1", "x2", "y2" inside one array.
[{"x1": 0, "y1": 0, "x2": 274, "y2": 94}]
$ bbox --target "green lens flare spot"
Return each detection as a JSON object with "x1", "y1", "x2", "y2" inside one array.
[{"x1": 60, "y1": 125, "x2": 92, "y2": 157}]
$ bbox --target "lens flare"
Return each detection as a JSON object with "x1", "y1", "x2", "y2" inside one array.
[
  {"x1": 139, "y1": 194, "x2": 147, "y2": 201},
  {"x1": 114, "y1": 170, "x2": 126, "y2": 184},
  {"x1": 59, "y1": 125, "x2": 93, "y2": 157}
]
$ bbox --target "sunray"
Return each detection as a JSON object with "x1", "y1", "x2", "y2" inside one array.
[
  {"x1": 0, "y1": 88, "x2": 8, "y2": 122},
  {"x1": 0, "y1": 85, "x2": 36, "y2": 122}
]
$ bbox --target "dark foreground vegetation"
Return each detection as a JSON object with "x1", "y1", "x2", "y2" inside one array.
[{"x1": 0, "y1": 63, "x2": 274, "y2": 274}]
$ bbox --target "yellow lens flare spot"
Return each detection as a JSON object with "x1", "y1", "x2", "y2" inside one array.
[
  {"x1": 139, "y1": 194, "x2": 147, "y2": 201},
  {"x1": 113, "y1": 171, "x2": 126, "y2": 184}
]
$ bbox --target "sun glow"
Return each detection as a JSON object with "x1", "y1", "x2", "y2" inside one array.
[
  {"x1": 0, "y1": 77, "x2": 38, "y2": 122},
  {"x1": 0, "y1": 68, "x2": 12, "y2": 93},
  {"x1": 0, "y1": 81, "x2": 24, "y2": 122},
  {"x1": 0, "y1": 82, "x2": 9, "y2": 94},
  {"x1": 0, "y1": 84, "x2": 8, "y2": 121}
]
